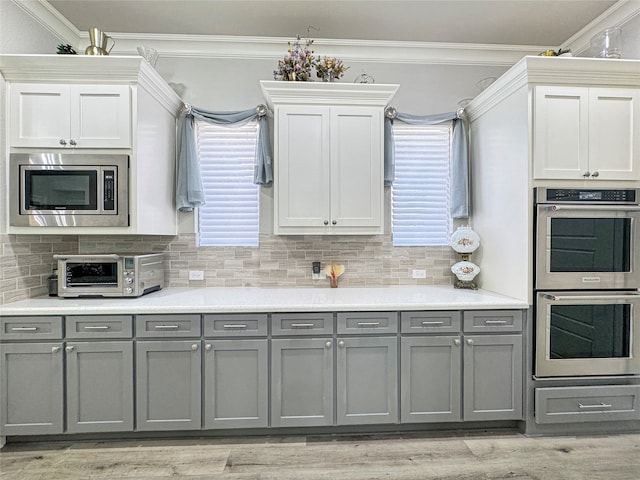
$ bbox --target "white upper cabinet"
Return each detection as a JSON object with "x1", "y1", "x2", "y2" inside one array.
[
  {"x1": 533, "y1": 85, "x2": 640, "y2": 181},
  {"x1": 261, "y1": 81, "x2": 398, "y2": 235},
  {"x1": 10, "y1": 84, "x2": 131, "y2": 148}
]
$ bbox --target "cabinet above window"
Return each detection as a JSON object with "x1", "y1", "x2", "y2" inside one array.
[{"x1": 261, "y1": 81, "x2": 399, "y2": 235}]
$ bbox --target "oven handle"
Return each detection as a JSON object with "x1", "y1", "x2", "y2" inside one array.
[
  {"x1": 543, "y1": 205, "x2": 640, "y2": 212},
  {"x1": 543, "y1": 293, "x2": 640, "y2": 301},
  {"x1": 54, "y1": 254, "x2": 121, "y2": 261}
]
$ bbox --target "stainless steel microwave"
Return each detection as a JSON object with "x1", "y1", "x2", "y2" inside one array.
[{"x1": 10, "y1": 153, "x2": 129, "y2": 227}]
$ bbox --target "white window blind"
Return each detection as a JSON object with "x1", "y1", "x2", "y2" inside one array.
[
  {"x1": 391, "y1": 123, "x2": 452, "y2": 246},
  {"x1": 196, "y1": 120, "x2": 260, "y2": 247}
]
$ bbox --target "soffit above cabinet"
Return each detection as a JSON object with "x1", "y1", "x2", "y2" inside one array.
[
  {"x1": 0, "y1": 54, "x2": 183, "y2": 115},
  {"x1": 260, "y1": 81, "x2": 399, "y2": 109}
]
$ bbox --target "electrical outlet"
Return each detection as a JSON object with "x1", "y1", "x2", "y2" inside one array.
[
  {"x1": 412, "y1": 269, "x2": 427, "y2": 279},
  {"x1": 188, "y1": 270, "x2": 204, "y2": 281},
  {"x1": 312, "y1": 261, "x2": 324, "y2": 280}
]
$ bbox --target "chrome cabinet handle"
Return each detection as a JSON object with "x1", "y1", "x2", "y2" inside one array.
[
  {"x1": 291, "y1": 323, "x2": 315, "y2": 328},
  {"x1": 338, "y1": 340, "x2": 345, "y2": 348},
  {"x1": 154, "y1": 325, "x2": 180, "y2": 330},
  {"x1": 51, "y1": 346, "x2": 61, "y2": 353},
  {"x1": 356, "y1": 322, "x2": 380, "y2": 327},
  {"x1": 59, "y1": 139, "x2": 67, "y2": 146},
  {"x1": 422, "y1": 321, "x2": 444, "y2": 326},
  {"x1": 325, "y1": 341, "x2": 332, "y2": 349},
  {"x1": 591, "y1": 171, "x2": 599, "y2": 178},
  {"x1": 332, "y1": 220, "x2": 337, "y2": 225},
  {"x1": 205, "y1": 344, "x2": 212, "y2": 351},
  {"x1": 453, "y1": 338, "x2": 461, "y2": 346},
  {"x1": 84, "y1": 325, "x2": 110, "y2": 330},
  {"x1": 191, "y1": 344, "x2": 199, "y2": 351},
  {"x1": 484, "y1": 320, "x2": 508, "y2": 325},
  {"x1": 11, "y1": 326, "x2": 38, "y2": 331},
  {"x1": 578, "y1": 402, "x2": 612, "y2": 409},
  {"x1": 324, "y1": 220, "x2": 329, "y2": 225},
  {"x1": 582, "y1": 171, "x2": 590, "y2": 177},
  {"x1": 69, "y1": 139, "x2": 77, "y2": 146},
  {"x1": 65, "y1": 346, "x2": 75, "y2": 353},
  {"x1": 223, "y1": 324, "x2": 247, "y2": 329},
  {"x1": 466, "y1": 339, "x2": 474, "y2": 345}
]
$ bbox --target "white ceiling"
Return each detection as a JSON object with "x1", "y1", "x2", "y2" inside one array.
[{"x1": 48, "y1": 0, "x2": 618, "y2": 47}]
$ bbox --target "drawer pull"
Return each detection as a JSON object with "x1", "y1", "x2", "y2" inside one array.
[
  {"x1": 291, "y1": 323, "x2": 315, "y2": 328},
  {"x1": 84, "y1": 325, "x2": 110, "y2": 330},
  {"x1": 578, "y1": 402, "x2": 613, "y2": 409},
  {"x1": 154, "y1": 325, "x2": 180, "y2": 330},
  {"x1": 11, "y1": 327, "x2": 38, "y2": 331},
  {"x1": 223, "y1": 324, "x2": 247, "y2": 329},
  {"x1": 357, "y1": 322, "x2": 380, "y2": 327},
  {"x1": 422, "y1": 321, "x2": 444, "y2": 326},
  {"x1": 484, "y1": 320, "x2": 508, "y2": 325}
]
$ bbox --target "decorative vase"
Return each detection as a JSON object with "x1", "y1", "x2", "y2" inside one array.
[{"x1": 329, "y1": 277, "x2": 338, "y2": 288}]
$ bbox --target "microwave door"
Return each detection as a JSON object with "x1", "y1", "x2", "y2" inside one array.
[{"x1": 535, "y1": 205, "x2": 640, "y2": 290}]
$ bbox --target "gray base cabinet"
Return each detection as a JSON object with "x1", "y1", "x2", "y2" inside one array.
[
  {"x1": 65, "y1": 341, "x2": 134, "y2": 433},
  {"x1": 337, "y1": 336, "x2": 398, "y2": 425},
  {"x1": 463, "y1": 334, "x2": 523, "y2": 421},
  {"x1": 204, "y1": 339, "x2": 268, "y2": 429},
  {"x1": 136, "y1": 340, "x2": 202, "y2": 431},
  {"x1": 271, "y1": 338, "x2": 334, "y2": 427},
  {"x1": 1, "y1": 342, "x2": 64, "y2": 435},
  {"x1": 401, "y1": 336, "x2": 462, "y2": 423}
]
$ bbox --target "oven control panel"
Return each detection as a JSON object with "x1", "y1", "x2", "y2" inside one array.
[{"x1": 537, "y1": 188, "x2": 639, "y2": 204}]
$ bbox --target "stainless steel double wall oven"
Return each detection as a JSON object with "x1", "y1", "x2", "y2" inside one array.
[{"x1": 534, "y1": 187, "x2": 640, "y2": 377}]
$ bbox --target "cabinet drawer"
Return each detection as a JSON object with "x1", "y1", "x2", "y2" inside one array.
[
  {"x1": 463, "y1": 310, "x2": 523, "y2": 333},
  {"x1": 204, "y1": 314, "x2": 268, "y2": 337},
  {"x1": 337, "y1": 312, "x2": 397, "y2": 334},
  {"x1": 272, "y1": 313, "x2": 333, "y2": 336},
  {"x1": 401, "y1": 311, "x2": 461, "y2": 334},
  {"x1": 66, "y1": 315, "x2": 133, "y2": 339},
  {"x1": 535, "y1": 385, "x2": 640, "y2": 424},
  {"x1": 136, "y1": 314, "x2": 201, "y2": 338},
  {"x1": 1, "y1": 316, "x2": 63, "y2": 340}
]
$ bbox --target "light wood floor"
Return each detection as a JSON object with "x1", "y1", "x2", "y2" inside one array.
[{"x1": 1, "y1": 431, "x2": 639, "y2": 479}]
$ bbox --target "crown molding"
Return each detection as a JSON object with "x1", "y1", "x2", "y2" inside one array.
[
  {"x1": 464, "y1": 55, "x2": 640, "y2": 120},
  {"x1": 562, "y1": 0, "x2": 640, "y2": 55},
  {"x1": 11, "y1": 0, "x2": 81, "y2": 46}
]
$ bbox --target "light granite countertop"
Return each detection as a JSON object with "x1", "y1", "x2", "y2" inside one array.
[{"x1": 0, "y1": 286, "x2": 528, "y2": 316}]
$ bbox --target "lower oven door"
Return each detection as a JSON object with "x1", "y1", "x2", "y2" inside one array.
[{"x1": 536, "y1": 291, "x2": 640, "y2": 377}]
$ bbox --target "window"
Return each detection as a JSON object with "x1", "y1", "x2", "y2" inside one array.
[
  {"x1": 196, "y1": 120, "x2": 260, "y2": 247},
  {"x1": 391, "y1": 123, "x2": 452, "y2": 246}
]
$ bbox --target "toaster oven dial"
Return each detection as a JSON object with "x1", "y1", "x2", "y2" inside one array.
[
  {"x1": 125, "y1": 277, "x2": 134, "y2": 284},
  {"x1": 124, "y1": 287, "x2": 133, "y2": 294}
]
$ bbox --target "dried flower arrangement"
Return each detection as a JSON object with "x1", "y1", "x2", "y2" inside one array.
[
  {"x1": 273, "y1": 34, "x2": 315, "y2": 81},
  {"x1": 315, "y1": 56, "x2": 349, "y2": 82}
]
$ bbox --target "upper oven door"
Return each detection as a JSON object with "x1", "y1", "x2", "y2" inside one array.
[
  {"x1": 535, "y1": 204, "x2": 640, "y2": 290},
  {"x1": 536, "y1": 291, "x2": 640, "y2": 377}
]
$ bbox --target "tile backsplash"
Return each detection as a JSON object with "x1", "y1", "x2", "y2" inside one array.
[{"x1": 1, "y1": 233, "x2": 457, "y2": 304}]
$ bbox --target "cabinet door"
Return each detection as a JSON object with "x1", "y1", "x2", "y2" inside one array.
[
  {"x1": 588, "y1": 88, "x2": 640, "y2": 180},
  {"x1": 9, "y1": 83, "x2": 71, "y2": 148},
  {"x1": 65, "y1": 341, "x2": 133, "y2": 433},
  {"x1": 330, "y1": 107, "x2": 383, "y2": 232},
  {"x1": 400, "y1": 336, "x2": 462, "y2": 423},
  {"x1": 271, "y1": 338, "x2": 333, "y2": 427},
  {"x1": 276, "y1": 105, "x2": 331, "y2": 231},
  {"x1": 0, "y1": 343, "x2": 64, "y2": 435},
  {"x1": 71, "y1": 85, "x2": 131, "y2": 148},
  {"x1": 463, "y1": 334, "x2": 523, "y2": 421},
  {"x1": 203, "y1": 339, "x2": 268, "y2": 429},
  {"x1": 336, "y1": 336, "x2": 398, "y2": 425},
  {"x1": 533, "y1": 86, "x2": 589, "y2": 180},
  {"x1": 136, "y1": 340, "x2": 201, "y2": 431}
]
